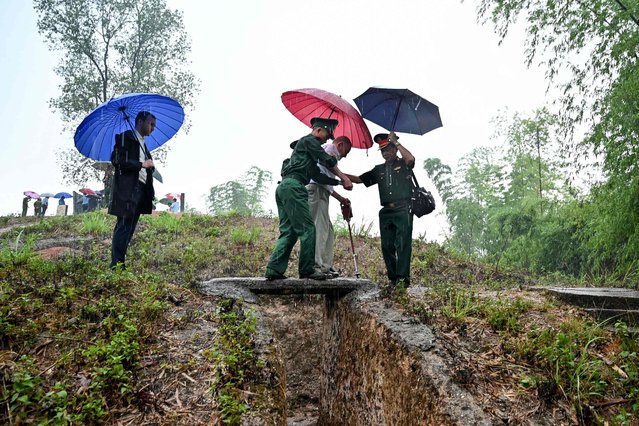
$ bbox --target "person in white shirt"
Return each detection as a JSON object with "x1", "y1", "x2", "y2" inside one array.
[
  {"x1": 170, "y1": 198, "x2": 180, "y2": 213},
  {"x1": 306, "y1": 136, "x2": 352, "y2": 278}
]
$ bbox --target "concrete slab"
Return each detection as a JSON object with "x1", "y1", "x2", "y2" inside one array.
[
  {"x1": 200, "y1": 277, "x2": 374, "y2": 297},
  {"x1": 544, "y1": 287, "x2": 639, "y2": 310}
]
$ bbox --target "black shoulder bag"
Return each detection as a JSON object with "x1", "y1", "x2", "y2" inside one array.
[{"x1": 410, "y1": 171, "x2": 436, "y2": 217}]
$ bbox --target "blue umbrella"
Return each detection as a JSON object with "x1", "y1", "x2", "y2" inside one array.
[
  {"x1": 74, "y1": 93, "x2": 184, "y2": 161},
  {"x1": 353, "y1": 87, "x2": 442, "y2": 135},
  {"x1": 54, "y1": 192, "x2": 72, "y2": 199}
]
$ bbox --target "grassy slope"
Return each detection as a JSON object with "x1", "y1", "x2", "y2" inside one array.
[{"x1": 0, "y1": 212, "x2": 638, "y2": 425}]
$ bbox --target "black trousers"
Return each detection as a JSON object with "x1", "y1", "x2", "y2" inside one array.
[{"x1": 110, "y1": 181, "x2": 146, "y2": 268}]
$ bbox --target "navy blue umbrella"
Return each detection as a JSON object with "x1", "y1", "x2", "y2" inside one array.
[
  {"x1": 74, "y1": 93, "x2": 184, "y2": 161},
  {"x1": 353, "y1": 87, "x2": 442, "y2": 135}
]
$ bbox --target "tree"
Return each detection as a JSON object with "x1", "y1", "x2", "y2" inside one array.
[
  {"x1": 425, "y1": 147, "x2": 505, "y2": 257},
  {"x1": 474, "y1": 0, "x2": 639, "y2": 173},
  {"x1": 424, "y1": 109, "x2": 573, "y2": 267},
  {"x1": 34, "y1": 0, "x2": 199, "y2": 186},
  {"x1": 473, "y1": 0, "x2": 639, "y2": 280},
  {"x1": 207, "y1": 167, "x2": 273, "y2": 216}
]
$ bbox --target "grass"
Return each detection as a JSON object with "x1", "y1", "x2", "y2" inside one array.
[
  {"x1": 78, "y1": 211, "x2": 112, "y2": 235},
  {"x1": 391, "y1": 280, "x2": 639, "y2": 424},
  {"x1": 205, "y1": 299, "x2": 259, "y2": 424},
  {"x1": 2, "y1": 212, "x2": 639, "y2": 424},
  {"x1": 0, "y1": 250, "x2": 169, "y2": 424}
]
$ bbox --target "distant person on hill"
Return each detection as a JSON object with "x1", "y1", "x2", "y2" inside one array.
[
  {"x1": 58, "y1": 196, "x2": 66, "y2": 206},
  {"x1": 33, "y1": 198, "x2": 42, "y2": 217},
  {"x1": 108, "y1": 110, "x2": 156, "y2": 270},
  {"x1": 170, "y1": 198, "x2": 180, "y2": 213},
  {"x1": 81, "y1": 194, "x2": 90, "y2": 212},
  {"x1": 346, "y1": 132, "x2": 416, "y2": 288},
  {"x1": 41, "y1": 196, "x2": 49, "y2": 216},
  {"x1": 264, "y1": 117, "x2": 353, "y2": 281},
  {"x1": 22, "y1": 196, "x2": 30, "y2": 217}
]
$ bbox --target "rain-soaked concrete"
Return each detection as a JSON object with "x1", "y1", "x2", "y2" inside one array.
[
  {"x1": 201, "y1": 276, "x2": 366, "y2": 296},
  {"x1": 541, "y1": 287, "x2": 639, "y2": 325},
  {"x1": 201, "y1": 277, "x2": 493, "y2": 425}
]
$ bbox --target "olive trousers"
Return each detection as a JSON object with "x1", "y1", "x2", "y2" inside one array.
[
  {"x1": 266, "y1": 178, "x2": 316, "y2": 277},
  {"x1": 379, "y1": 205, "x2": 413, "y2": 285}
]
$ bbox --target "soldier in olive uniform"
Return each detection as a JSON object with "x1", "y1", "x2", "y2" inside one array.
[
  {"x1": 33, "y1": 198, "x2": 42, "y2": 217},
  {"x1": 348, "y1": 132, "x2": 416, "y2": 287},
  {"x1": 21, "y1": 196, "x2": 30, "y2": 217},
  {"x1": 265, "y1": 117, "x2": 353, "y2": 281}
]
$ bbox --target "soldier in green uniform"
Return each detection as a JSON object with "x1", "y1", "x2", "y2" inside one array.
[
  {"x1": 265, "y1": 117, "x2": 353, "y2": 281},
  {"x1": 33, "y1": 198, "x2": 43, "y2": 217},
  {"x1": 348, "y1": 132, "x2": 416, "y2": 287},
  {"x1": 21, "y1": 196, "x2": 30, "y2": 217}
]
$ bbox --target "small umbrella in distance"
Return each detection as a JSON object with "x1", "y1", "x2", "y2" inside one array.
[
  {"x1": 79, "y1": 188, "x2": 97, "y2": 196},
  {"x1": 40, "y1": 192, "x2": 55, "y2": 198}
]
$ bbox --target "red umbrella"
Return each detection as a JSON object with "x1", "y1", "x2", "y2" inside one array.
[
  {"x1": 166, "y1": 192, "x2": 180, "y2": 200},
  {"x1": 79, "y1": 188, "x2": 96, "y2": 196},
  {"x1": 281, "y1": 88, "x2": 373, "y2": 149}
]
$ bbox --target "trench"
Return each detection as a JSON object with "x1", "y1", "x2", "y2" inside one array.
[{"x1": 201, "y1": 278, "x2": 492, "y2": 425}]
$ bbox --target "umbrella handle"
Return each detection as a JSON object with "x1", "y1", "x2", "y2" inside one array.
[
  {"x1": 347, "y1": 220, "x2": 360, "y2": 277},
  {"x1": 390, "y1": 103, "x2": 400, "y2": 132}
]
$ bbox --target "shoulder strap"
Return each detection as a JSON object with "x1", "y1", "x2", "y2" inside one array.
[{"x1": 411, "y1": 170, "x2": 420, "y2": 188}]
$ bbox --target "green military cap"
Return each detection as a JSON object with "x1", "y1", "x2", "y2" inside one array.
[{"x1": 310, "y1": 117, "x2": 339, "y2": 139}]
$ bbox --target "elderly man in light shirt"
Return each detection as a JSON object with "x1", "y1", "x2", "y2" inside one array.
[{"x1": 306, "y1": 136, "x2": 352, "y2": 278}]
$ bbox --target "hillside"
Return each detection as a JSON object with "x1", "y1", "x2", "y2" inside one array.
[{"x1": 0, "y1": 212, "x2": 638, "y2": 425}]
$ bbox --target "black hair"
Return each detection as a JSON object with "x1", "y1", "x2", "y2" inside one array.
[{"x1": 135, "y1": 111, "x2": 156, "y2": 124}]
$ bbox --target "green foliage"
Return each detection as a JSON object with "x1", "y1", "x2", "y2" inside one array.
[
  {"x1": 33, "y1": 0, "x2": 200, "y2": 186},
  {"x1": 78, "y1": 211, "x2": 112, "y2": 235},
  {"x1": 523, "y1": 320, "x2": 611, "y2": 414},
  {"x1": 334, "y1": 216, "x2": 375, "y2": 239},
  {"x1": 230, "y1": 226, "x2": 262, "y2": 245},
  {"x1": 0, "y1": 231, "x2": 38, "y2": 266},
  {"x1": 422, "y1": 107, "x2": 639, "y2": 279},
  {"x1": 483, "y1": 297, "x2": 532, "y2": 333},
  {"x1": 472, "y1": 1, "x2": 639, "y2": 283},
  {"x1": 207, "y1": 166, "x2": 273, "y2": 216},
  {"x1": 579, "y1": 179, "x2": 639, "y2": 281},
  {"x1": 440, "y1": 287, "x2": 481, "y2": 322},
  {"x1": 82, "y1": 321, "x2": 141, "y2": 395},
  {"x1": 143, "y1": 211, "x2": 181, "y2": 235},
  {"x1": 475, "y1": 0, "x2": 638, "y2": 139},
  {"x1": 2, "y1": 206, "x2": 639, "y2": 423},
  {"x1": 205, "y1": 299, "x2": 261, "y2": 424},
  {"x1": 0, "y1": 246, "x2": 169, "y2": 424}
]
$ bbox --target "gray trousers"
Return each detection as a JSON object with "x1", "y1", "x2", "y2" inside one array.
[{"x1": 307, "y1": 183, "x2": 334, "y2": 272}]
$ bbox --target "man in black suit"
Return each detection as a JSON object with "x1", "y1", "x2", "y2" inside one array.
[{"x1": 108, "y1": 111, "x2": 156, "y2": 269}]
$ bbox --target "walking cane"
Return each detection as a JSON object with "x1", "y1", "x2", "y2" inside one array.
[{"x1": 341, "y1": 202, "x2": 361, "y2": 278}]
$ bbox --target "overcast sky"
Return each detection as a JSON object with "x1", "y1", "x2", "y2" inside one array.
[{"x1": 0, "y1": 0, "x2": 551, "y2": 241}]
